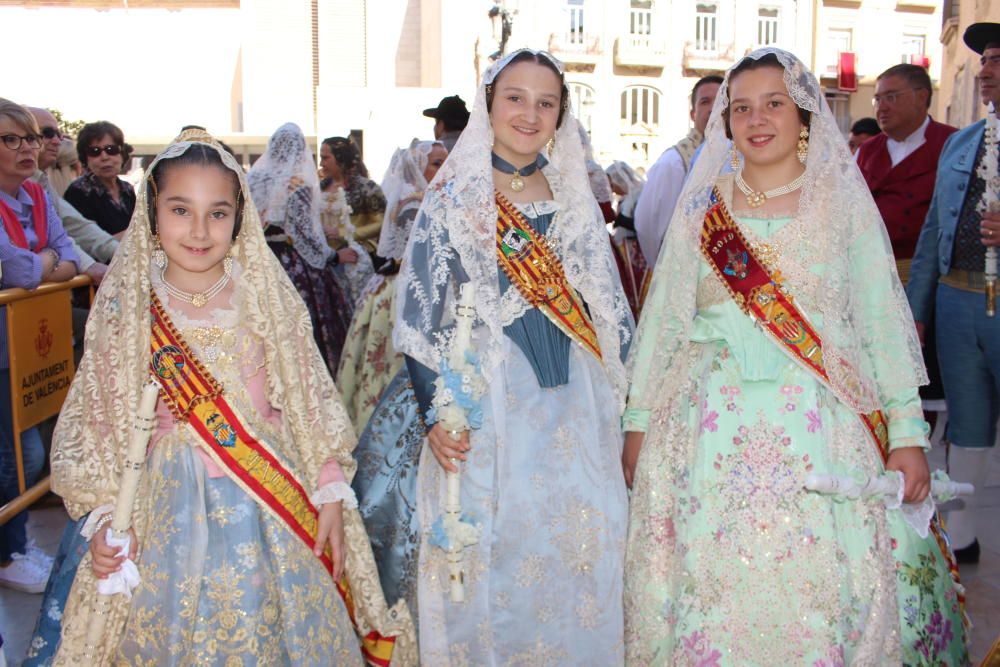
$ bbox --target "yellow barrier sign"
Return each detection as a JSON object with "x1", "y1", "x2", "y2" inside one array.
[{"x1": 8, "y1": 288, "x2": 75, "y2": 430}]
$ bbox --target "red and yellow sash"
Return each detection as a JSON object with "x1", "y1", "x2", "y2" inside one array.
[
  {"x1": 700, "y1": 191, "x2": 890, "y2": 456},
  {"x1": 495, "y1": 192, "x2": 602, "y2": 362},
  {"x1": 149, "y1": 293, "x2": 396, "y2": 666},
  {"x1": 699, "y1": 190, "x2": 964, "y2": 613}
]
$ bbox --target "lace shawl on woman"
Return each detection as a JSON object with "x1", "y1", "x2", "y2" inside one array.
[
  {"x1": 394, "y1": 53, "x2": 633, "y2": 408},
  {"x1": 248, "y1": 123, "x2": 332, "y2": 270}
]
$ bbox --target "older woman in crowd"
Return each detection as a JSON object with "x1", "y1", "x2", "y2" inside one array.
[
  {"x1": 63, "y1": 120, "x2": 135, "y2": 238},
  {"x1": 0, "y1": 98, "x2": 79, "y2": 595}
]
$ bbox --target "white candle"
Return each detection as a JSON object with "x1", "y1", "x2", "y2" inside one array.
[
  {"x1": 984, "y1": 103, "x2": 998, "y2": 316},
  {"x1": 111, "y1": 381, "x2": 160, "y2": 533}
]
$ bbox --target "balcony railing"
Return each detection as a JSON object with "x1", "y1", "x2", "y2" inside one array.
[
  {"x1": 615, "y1": 8, "x2": 667, "y2": 68},
  {"x1": 682, "y1": 40, "x2": 735, "y2": 73},
  {"x1": 548, "y1": 31, "x2": 603, "y2": 65},
  {"x1": 630, "y1": 7, "x2": 652, "y2": 35},
  {"x1": 615, "y1": 35, "x2": 668, "y2": 68}
]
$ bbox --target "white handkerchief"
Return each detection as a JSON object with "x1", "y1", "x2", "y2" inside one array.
[{"x1": 96, "y1": 532, "x2": 140, "y2": 598}]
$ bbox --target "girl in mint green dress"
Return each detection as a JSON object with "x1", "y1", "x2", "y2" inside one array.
[{"x1": 622, "y1": 48, "x2": 968, "y2": 666}]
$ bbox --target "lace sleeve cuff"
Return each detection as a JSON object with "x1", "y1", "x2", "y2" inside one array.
[
  {"x1": 310, "y1": 482, "x2": 358, "y2": 510},
  {"x1": 80, "y1": 503, "x2": 115, "y2": 540},
  {"x1": 888, "y1": 416, "x2": 931, "y2": 452},
  {"x1": 622, "y1": 408, "x2": 650, "y2": 433},
  {"x1": 886, "y1": 395, "x2": 930, "y2": 451}
]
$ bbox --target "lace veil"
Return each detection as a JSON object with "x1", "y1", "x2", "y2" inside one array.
[
  {"x1": 49, "y1": 130, "x2": 414, "y2": 662},
  {"x1": 628, "y1": 47, "x2": 926, "y2": 416},
  {"x1": 394, "y1": 49, "x2": 634, "y2": 406},
  {"x1": 376, "y1": 139, "x2": 441, "y2": 261},
  {"x1": 606, "y1": 160, "x2": 645, "y2": 218},
  {"x1": 247, "y1": 122, "x2": 332, "y2": 269}
]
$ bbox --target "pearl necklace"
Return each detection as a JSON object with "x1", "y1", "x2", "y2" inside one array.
[
  {"x1": 160, "y1": 258, "x2": 232, "y2": 308},
  {"x1": 736, "y1": 169, "x2": 806, "y2": 208}
]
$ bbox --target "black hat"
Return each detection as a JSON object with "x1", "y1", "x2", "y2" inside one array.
[
  {"x1": 963, "y1": 22, "x2": 1000, "y2": 54},
  {"x1": 422, "y1": 95, "x2": 470, "y2": 131}
]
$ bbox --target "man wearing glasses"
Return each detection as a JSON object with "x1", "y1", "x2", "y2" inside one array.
[
  {"x1": 28, "y1": 108, "x2": 117, "y2": 285},
  {"x1": 857, "y1": 64, "x2": 957, "y2": 283},
  {"x1": 908, "y1": 22, "x2": 1000, "y2": 566}
]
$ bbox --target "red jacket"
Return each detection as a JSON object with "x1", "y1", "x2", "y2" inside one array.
[{"x1": 857, "y1": 118, "x2": 957, "y2": 260}]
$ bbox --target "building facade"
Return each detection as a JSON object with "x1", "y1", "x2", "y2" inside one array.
[
  {"x1": 0, "y1": 0, "x2": 955, "y2": 175},
  {"x1": 935, "y1": 0, "x2": 1000, "y2": 129},
  {"x1": 812, "y1": 0, "x2": 944, "y2": 135}
]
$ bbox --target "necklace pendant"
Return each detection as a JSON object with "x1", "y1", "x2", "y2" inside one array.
[
  {"x1": 748, "y1": 191, "x2": 766, "y2": 208},
  {"x1": 510, "y1": 171, "x2": 525, "y2": 192},
  {"x1": 191, "y1": 293, "x2": 209, "y2": 308}
]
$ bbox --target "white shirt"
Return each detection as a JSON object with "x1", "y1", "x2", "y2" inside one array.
[
  {"x1": 634, "y1": 147, "x2": 687, "y2": 267},
  {"x1": 886, "y1": 115, "x2": 930, "y2": 168}
]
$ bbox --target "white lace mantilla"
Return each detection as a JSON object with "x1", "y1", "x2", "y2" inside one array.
[
  {"x1": 628, "y1": 47, "x2": 925, "y2": 418},
  {"x1": 394, "y1": 51, "x2": 633, "y2": 408}
]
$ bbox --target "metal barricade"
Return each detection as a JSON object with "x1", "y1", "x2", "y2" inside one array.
[{"x1": 0, "y1": 274, "x2": 92, "y2": 526}]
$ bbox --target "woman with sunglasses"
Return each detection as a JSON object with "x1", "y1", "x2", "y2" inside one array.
[
  {"x1": 0, "y1": 98, "x2": 78, "y2": 595},
  {"x1": 64, "y1": 120, "x2": 136, "y2": 239}
]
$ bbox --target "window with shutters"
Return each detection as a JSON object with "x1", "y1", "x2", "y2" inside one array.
[
  {"x1": 570, "y1": 82, "x2": 596, "y2": 136},
  {"x1": 695, "y1": 3, "x2": 717, "y2": 52},
  {"x1": 757, "y1": 7, "x2": 779, "y2": 47}
]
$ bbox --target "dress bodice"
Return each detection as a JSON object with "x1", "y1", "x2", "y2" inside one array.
[
  {"x1": 499, "y1": 200, "x2": 572, "y2": 388},
  {"x1": 692, "y1": 215, "x2": 823, "y2": 381},
  {"x1": 150, "y1": 274, "x2": 285, "y2": 463}
]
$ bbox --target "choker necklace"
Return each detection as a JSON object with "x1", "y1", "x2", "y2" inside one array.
[
  {"x1": 160, "y1": 257, "x2": 233, "y2": 308},
  {"x1": 491, "y1": 152, "x2": 548, "y2": 192},
  {"x1": 736, "y1": 169, "x2": 807, "y2": 208}
]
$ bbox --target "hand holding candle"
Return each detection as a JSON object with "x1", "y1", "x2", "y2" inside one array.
[
  {"x1": 428, "y1": 282, "x2": 485, "y2": 603},
  {"x1": 84, "y1": 380, "x2": 159, "y2": 663}
]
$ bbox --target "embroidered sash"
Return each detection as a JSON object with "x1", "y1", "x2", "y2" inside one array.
[
  {"x1": 495, "y1": 192, "x2": 602, "y2": 362},
  {"x1": 700, "y1": 189, "x2": 965, "y2": 615},
  {"x1": 149, "y1": 293, "x2": 396, "y2": 667},
  {"x1": 0, "y1": 181, "x2": 48, "y2": 251},
  {"x1": 700, "y1": 190, "x2": 890, "y2": 455}
]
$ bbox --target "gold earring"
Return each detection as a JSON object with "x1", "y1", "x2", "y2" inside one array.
[
  {"x1": 797, "y1": 126, "x2": 809, "y2": 164},
  {"x1": 152, "y1": 236, "x2": 167, "y2": 270},
  {"x1": 546, "y1": 137, "x2": 555, "y2": 156},
  {"x1": 730, "y1": 144, "x2": 741, "y2": 171}
]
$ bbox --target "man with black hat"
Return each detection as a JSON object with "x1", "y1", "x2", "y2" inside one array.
[
  {"x1": 423, "y1": 95, "x2": 470, "y2": 152},
  {"x1": 908, "y1": 22, "x2": 1000, "y2": 565}
]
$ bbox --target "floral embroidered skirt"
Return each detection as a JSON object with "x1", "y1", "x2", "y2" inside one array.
[
  {"x1": 336, "y1": 274, "x2": 404, "y2": 433},
  {"x1": 115, "y1": 441, "x2": 364, "y2": 666},
  {"x1": 352, "y1": 368, "x2": 425, "y2": 623},
  {"x1": 624, "y1": 342, "x2": 969, "y2": 666},
  {"x1": 268, "y1": 242, "x2": 352, "y2": 376},
  {"x1": 416, "y1": 341, "x2": 628, "y2": 665}
]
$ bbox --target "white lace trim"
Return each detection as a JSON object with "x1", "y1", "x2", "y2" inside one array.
[
  {"x1": 310, "y1": 481, "x2": 358, "y2": 509},
  {"x1": 629, "y1": 47, "x2": 925, "y2": 418},
  {"x1": 377, "y1": 140, "x2": 438, "y2": 261},
  {"x1": 80, "y1": 504, "x2": 115, "y2": 540},
  {"x1": 247, "y1": 123, "x2": 332, "y2": 269},
  {"x1": 394, "y1": 53, "x2": 633, "y2": 409}
]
